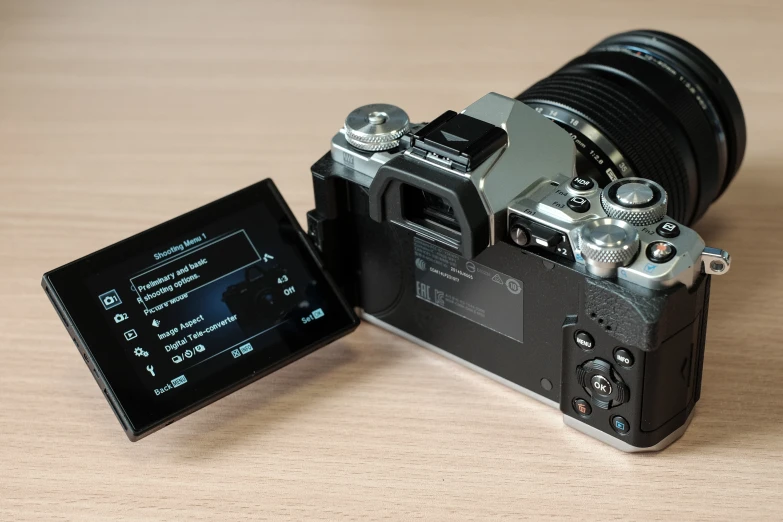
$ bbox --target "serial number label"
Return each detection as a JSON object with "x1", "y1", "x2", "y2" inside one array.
[{"x1": 413, "y1": 237, "x2": 524, "y2": 343}]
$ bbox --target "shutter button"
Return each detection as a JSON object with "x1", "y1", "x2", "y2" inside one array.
[{"x1": 647, "y1": 241, "x2": 676, "y2": 263}]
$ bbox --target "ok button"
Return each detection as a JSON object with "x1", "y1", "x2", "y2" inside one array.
[{"x1": 590, "y1": 374, "x2": 613, "y2": 398}]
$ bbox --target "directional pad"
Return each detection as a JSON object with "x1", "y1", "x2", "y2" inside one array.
[
  {"x1": 409, "y1": 110, "x2": 507, "y2": 172},
  {"x1": 576, "y1": 358, "x2": 629, "y2": 409}
]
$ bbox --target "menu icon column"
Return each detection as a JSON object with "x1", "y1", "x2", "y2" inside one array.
[{"x1": 98, "y1": 290, "x2": 122, "y2": 310}]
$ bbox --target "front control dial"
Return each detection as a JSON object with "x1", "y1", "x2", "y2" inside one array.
[
  {"x1": 578, "y1": 218, "x2": 640, "y2": 277},
  {"x1": 576, "y1": 358, "x2": 628, "y2": 409},
  {"x1": 600, "y1": 178, "x2": 668, "y2": 226}
]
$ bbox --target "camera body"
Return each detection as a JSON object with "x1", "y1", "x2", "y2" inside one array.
[{"x1": 306, "y1": 93, "x2": 730, "y2": 451}]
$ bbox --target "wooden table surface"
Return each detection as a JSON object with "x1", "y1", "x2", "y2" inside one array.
[{"x1": 2, "y1": 0, "x2": 782, "y2": 519}]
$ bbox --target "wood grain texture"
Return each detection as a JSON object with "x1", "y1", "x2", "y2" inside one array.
[{"x1": 1, "y1": 0, "x2": 782, "y2": 519}]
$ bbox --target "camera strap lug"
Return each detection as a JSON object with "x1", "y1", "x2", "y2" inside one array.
[{"x1": 700, "y1": 247, "x2": 731, "y2": 275}]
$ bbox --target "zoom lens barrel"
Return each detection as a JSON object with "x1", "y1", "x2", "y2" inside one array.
[{"x1": 517, "y1": 30, "x2": 746, "y2": 226}]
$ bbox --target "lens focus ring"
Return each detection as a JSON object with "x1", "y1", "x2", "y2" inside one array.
[
  {"x1": 519, "y1": 73, "x2": 691, "y2": 223},
  {"x1": 516, "y1": 30, "x2": 746, "y2": 226}
]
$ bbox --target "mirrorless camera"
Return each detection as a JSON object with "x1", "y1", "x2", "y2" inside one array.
[
  {"x1": 43, "y1": 30, "x2": 745, "y2": 450},
  {"x1": 306, "y1": 30, "x2": 745, "y2": 451}
]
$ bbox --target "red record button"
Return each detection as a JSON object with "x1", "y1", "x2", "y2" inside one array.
[{"x1": 573, "y1": 398, "x2": 592, "y2": 417}]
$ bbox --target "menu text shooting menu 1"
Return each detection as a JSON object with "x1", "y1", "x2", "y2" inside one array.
[{"x1": 130, "y1": 230, "x2": 261, "y2": 313}]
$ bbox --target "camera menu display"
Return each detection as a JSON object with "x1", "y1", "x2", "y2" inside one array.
[
  {"x1": 44, "y1": 180, "x2": 357, "y2": 438},
  {"x1": 88, "y1": 206, "x2": 335, "y2": 397}
]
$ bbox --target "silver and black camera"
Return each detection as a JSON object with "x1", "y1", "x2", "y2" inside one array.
[
  {"x1": 43, "y1": 30, "x2": 745, "y2": 449},
  {"x1": 306, "y1": 30, "x2": 745, "y2": 451}
]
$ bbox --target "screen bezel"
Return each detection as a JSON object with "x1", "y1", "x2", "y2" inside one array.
[{"x1": 44, "y1": 179, "x2": 359, "y2": 440}]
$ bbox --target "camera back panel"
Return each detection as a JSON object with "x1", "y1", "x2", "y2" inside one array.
[
  {"x1": 307, "y1": 92, "x2": 722, "y2": 451},
  {"x1": 310, "y1": 165, "x2": 712, "y2": 450}
]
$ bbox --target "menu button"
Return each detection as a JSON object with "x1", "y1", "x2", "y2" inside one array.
[{"x1": 574, "y1": 330, "x2": 595, "y2": 350}]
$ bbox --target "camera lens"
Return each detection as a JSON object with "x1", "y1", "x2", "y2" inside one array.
[{"x1": 516, "y1": 30, "x2": 746, "y2": 225}]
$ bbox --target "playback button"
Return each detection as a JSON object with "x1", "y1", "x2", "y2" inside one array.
[{"x1": 611, "y1": 415, "x2": 630, "y2": 435}]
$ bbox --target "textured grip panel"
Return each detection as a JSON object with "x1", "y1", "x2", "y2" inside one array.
[{"x1": 584, "y1": 278, "x2": 669, "y2": 351}]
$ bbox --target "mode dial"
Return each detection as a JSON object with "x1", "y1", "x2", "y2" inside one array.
[
  {"x1": 600, "y1": 178, "x2": 668, "y2": 226},
  {"x1": 344, "y1": 103, "x2": 409, "y2": 152},
  {"x1": 578, "y1": 218, "x2": 640, "y2": 278}
]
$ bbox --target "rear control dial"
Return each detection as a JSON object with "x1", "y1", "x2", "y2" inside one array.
[
  {"x1": 576, "y1": 358, "x2": 628, "y2": 409},
  {"x1": 578, "y1": 218, "x2": 640, "y2": 277},
  {"x1": 601, "y1": 178, "x2": 668, "y2": 226}
]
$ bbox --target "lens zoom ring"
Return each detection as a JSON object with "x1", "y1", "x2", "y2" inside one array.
[
  {"x1": 573, "y1": 50, "x2": 722, "y2": 219},
  {"x1": 519, "y1": 73, "x2": 690, "y2": 222}
]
